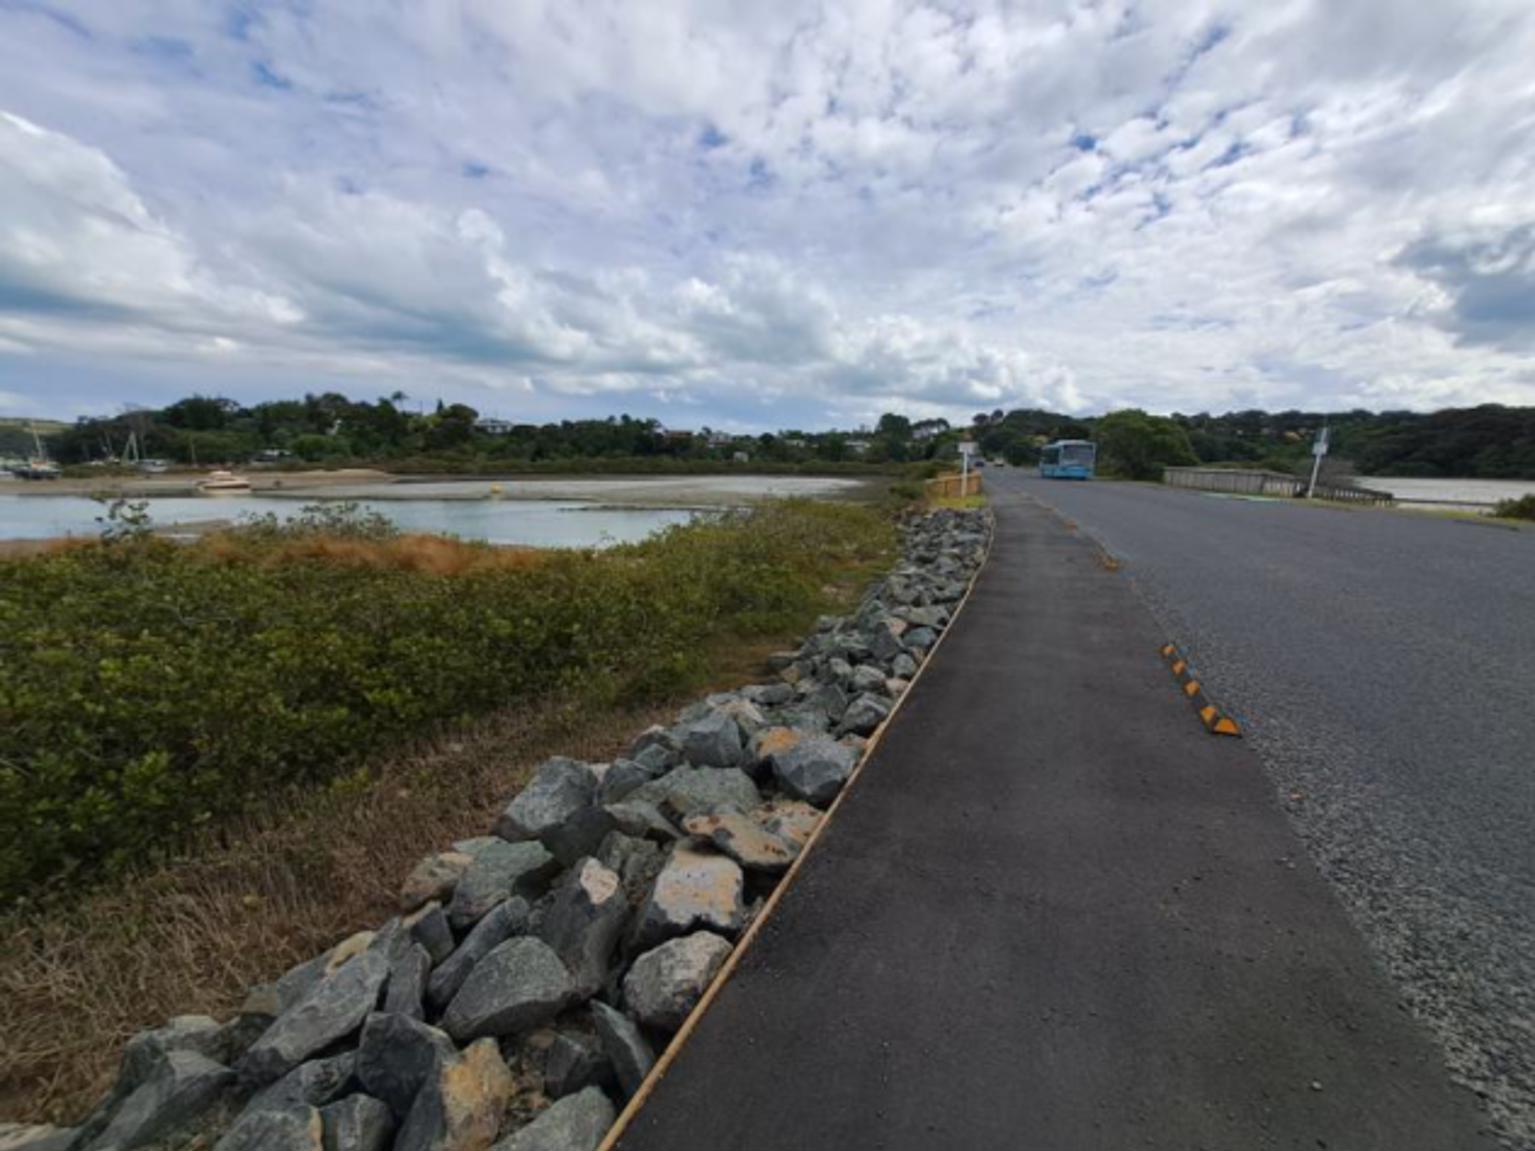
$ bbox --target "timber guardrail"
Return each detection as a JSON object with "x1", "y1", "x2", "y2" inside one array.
[{"x1": 926, "y1": 472, "x2": 983, "y2": 499}]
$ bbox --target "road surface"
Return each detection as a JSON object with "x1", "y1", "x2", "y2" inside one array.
[
  {"x1": 614, "y1": 489, "x2": 1495, "y2": 1151},
  {"x1": 998, "y1": 472, "x2": 1535, "y2": 1147}
]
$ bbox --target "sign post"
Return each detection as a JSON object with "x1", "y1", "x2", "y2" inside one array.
[
  {"x1": 959, "y1": 441, "x2": 978, "y2": 496},
  {"x1": 1306, "y1": 422, "x2": 1330, "y2": 499}
]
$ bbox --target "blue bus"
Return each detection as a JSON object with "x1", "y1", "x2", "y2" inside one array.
[{"x1": 1039, "y1": 439, "x2": 1096, "y2": 479}]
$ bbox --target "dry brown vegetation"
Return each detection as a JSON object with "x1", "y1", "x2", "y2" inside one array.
[{"x1": 199, "y1": 531, "x2": 551, "y2": 576}]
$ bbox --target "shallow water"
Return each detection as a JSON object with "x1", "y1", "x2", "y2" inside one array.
[
  {"x1": 0, "y1": 493, "x2": 695, "y2": 547},
  {"x1": 1360, "y1": 476, "x2": 1535, "y2": 508}
]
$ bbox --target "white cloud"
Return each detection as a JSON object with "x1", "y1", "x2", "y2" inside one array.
[{"x1": 0, "y1": 0, "x2": 1533, "y2": 425}]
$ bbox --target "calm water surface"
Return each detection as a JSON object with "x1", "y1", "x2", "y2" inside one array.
[{"x1": 0, "y1": 493, "x2": 695, "y2": 547}]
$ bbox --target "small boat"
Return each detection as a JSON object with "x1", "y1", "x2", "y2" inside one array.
[
  {"x1": 198, "y1": 469, "x2": 252, "y2": 494},
  {"x1": 13, "y1": 426, "x2": 62, "y2": 479}
]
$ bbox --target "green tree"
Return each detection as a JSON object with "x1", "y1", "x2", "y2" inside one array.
[{"x1": 1096, "y1": 409, "x2": 1198, "y2": 479}]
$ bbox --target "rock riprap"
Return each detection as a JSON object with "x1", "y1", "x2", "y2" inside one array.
[{"x1": 31, "y1": 508, "x2": 987, "y2": 1151}]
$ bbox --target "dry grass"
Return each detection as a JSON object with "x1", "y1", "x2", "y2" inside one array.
[
  {"x1": 0, "y1": 622, "x2": 814, "y2": 1125},
  {"x1": 199, "y1": 532, "x2": 550, "y2": 575}
]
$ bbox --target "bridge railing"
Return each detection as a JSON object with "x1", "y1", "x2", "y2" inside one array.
[
  {"x1": 1162, "y1": 467, "x2": 1393, "y2": 505},
  {"x1": 926, "y1": 472, "x2": 983, "y2": 500}
]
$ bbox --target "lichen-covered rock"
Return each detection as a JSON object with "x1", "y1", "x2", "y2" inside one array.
[
  {"x1": 589, "y1": 1002, "x2": 655, "y2": 1100},
  {"x1": 214, "y1": 1105, "x2": 323, "y2": 1151},
  {"x1": 489, "y1": 1087, "x2": 615, "y2": 1151},
  {"x1": 320, "y1": 1094, "x2": 395, "y2": 1151},
  {"x1": 355, "y1": 1013, "x2": 457, "y2": 1119},
  {"x1": 84, "y1": 1050, "x2": 233, "y2": 1151},
  {"x1": 633, "y1": 844, "x2": 745, "y2": 948},
  {"x1": 623, "y1": 932, "x2": 732, "y2": 1034},
  {"x1": 534, "y1": 859, "x2": 629, "y2": 997},
  {"x1": 394, "y1": 1039, "x2": 512, "y2": 1151},
  {"x1": 493, "y1": 758, "x2": 599, "y2": 843},
  {"x1": 448, "y1": 841, "x2": 559, "y2": 930},
  {"x1": 271, "y1": 931, "x2": 375, "y2": 1015},
  {"x1": 627, "y1": 767, "x2": 760, "y2": 821},
  {"x1": 771, "y1": 736, "x2": 859, "y2": 807},
  {"x1": 400, "y1": 851, "x2": 474, "y2": 912},
  {"x1": 428, "y1": 897, "x2": 529, "y2": 1010},
  {"x1": 596, "y1": 833, "x2": 666, "y2": 908},
  {"x1": 751, "y1": 799, "x2": 822, "y2": 850},
  {"x1": 746, "y1": 726, "x2": 803, "y2": 779},
  {"x1": 240, "y1": 950, "x2": 389, "y2": 1085},
  {"x1": 681, "y1": 809, "x2": 798, "y2": 873},
  {"x1": 441, "y1": 938, "x2": 574, "y2": 1043}
]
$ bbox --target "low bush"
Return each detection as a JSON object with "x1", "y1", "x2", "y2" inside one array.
[
  {"x1": 0, "y1": 501, "x2": 892, "y2": 904},
  {"x1": 1493, "y1": 494, "x2": 1535, "y2": 521}
]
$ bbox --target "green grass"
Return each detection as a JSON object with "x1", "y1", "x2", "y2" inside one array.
[{"x1": 0, "y1": 500, "x2": 894, "y2": 905}]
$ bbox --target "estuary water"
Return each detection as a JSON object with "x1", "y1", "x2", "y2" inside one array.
[{"x1": 0, "y1": 493, "x2": 696, "y2": 547}]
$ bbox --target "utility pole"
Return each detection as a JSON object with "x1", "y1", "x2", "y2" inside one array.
[{"x1": 1307, "y1": 421, "x2": 1330, "y2": 499}]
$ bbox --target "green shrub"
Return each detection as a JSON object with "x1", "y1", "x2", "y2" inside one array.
[
  {"x1": 1493, "y1": 494, "x2": 1535, "y2": 521},
  {"x1": 0, "y1": 501, "x2": 892, "y2": 904}
]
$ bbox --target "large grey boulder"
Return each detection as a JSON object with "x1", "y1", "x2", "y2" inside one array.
[
  {"x1": 494, "y1": 758, "x2": 599, "y2": 843},
  {"x1": 448, "y1": 841, "x2": 559, "y2": 930},
  {"x1": 741, "y1": 681, "x2": 794, "y2": 707},
  {"x1": 248, "y1": 1051, "x2": 356, "y2": 1112},
  {"x1": 589, "y1": 1001, "x2": 655, "y2": 1100},
  {"x1": 771, "y1": 737, "x2": 859, "y2": 807},
  {"x1": 441, "y1": 937, "x2": 574, "y2": 1043},
  {"x1": 904, "y1": 626, "x2": 938, "y2": 651},
  {"x1": 623, "y1": 932, "x2": 733, "y2": 1033},
  {"x1": 597, "y1": 833, "x2": 666, "y2": 908},
  {"x1": 601, "y1": 799, "x2": 680, "y2": 843},
  {"x1": 320, "y1": 1094, "x2": 395, "y2": 1151},
  {"x1": 867, "y1": 619, "x2": 906, "y2": 662},
  {"x1": 0, "y1": 1125, "x2": 74, "y2": 1151},
  {"x1": 627, "y1": 767, "x2": 760, "y2": 821},
  {"x1": 802, "y1": 682, "x2": 849, "y2": 723},
  {"x1": 383, "y1": 942, "x2": 432, "y2": 1019},
  {"x1": 534, "y1": 858, "x2": 629, "y2": 997},
  {"x1": 405, "y1": 901, "x2": 456, "y2": 965},
  {"x1": 633, "y1": 845, "x2": 745, "y2": 948},
  {"x1": 490, "y1": 1087, "x2": 615, "y2": 1151},
  {"x1": 541, "y1": 1032, "x2": 612, "y2": 1099},
  {"x1": 428, "y1": 896, "x2": 529, "y2": 1010},
  {"x1": 891, "y1": 651, "x2": 918, "y2": 679},
  {"x1": 848, "y1": 664, "x2": 889, "y2": 696},
  {"x1": 675, "y1": 710, "x2": 744, "y2": 768},
  {"x1": 399, "y1": 851, "x2": 473, "y2": 912},
  {"x1": 271, "y1": 931, "x2": 377, "y2": 1015},
  {"x1": 355, "y1": 1013, "x2": 457, "y2": 1118},
  {"x1": 240, "y1": 950, "x2": 389, "y2": 1084},
  {"x1": 84, "y1": 1050, "x2": 233, "y2": 1151},
  {"x1": 214, "y1": 1105, "x2": 323, "y2": 1151},
  {"x1": 394, "y1": 1039, "x2": 512, "y2": 1151},
  {"x1": 838, "y1": 692, "x2": 892, "y2": 736},
  {"x1": 595, "y1": 759, "x2": 655, "y2": 806},
  {"x1": 681, "y1": 809, "x2": 797, "y2": 873}
]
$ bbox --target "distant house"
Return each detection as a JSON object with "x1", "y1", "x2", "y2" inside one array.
[
  {"x1": 475, "y1": 418, "x2": 516, "y2": 436},
  {"x1": 732, "y1": 451, "x2": 750, "y2": 464},
  {"x1": 845, "y1": 439, "x2": 872, "y2": 456},
  {"x1": 706, "y1": 431, "x2": 734, "y2": 449}
]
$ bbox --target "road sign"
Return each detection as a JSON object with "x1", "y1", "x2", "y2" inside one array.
[{"x1": 959, "y1": 441, "x2": 979, "y2": 457}]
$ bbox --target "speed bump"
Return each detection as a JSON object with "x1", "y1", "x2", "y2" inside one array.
[{"x1": 1161, "y1": 643, "x2": 1242, "y2": 737}]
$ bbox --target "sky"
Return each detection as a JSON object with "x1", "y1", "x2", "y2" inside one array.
[{"x1": 1, "y1": 1, "x2": 1534, "y2": 431}]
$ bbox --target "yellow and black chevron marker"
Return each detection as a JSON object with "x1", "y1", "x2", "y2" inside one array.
[{"x1": 1160, "y1": 642, "x2": 1242, "y2": 737}]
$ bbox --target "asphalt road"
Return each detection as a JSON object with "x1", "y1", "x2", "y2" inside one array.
[
  {"x1": 998, "y1": 472, "x2": 1535, "y2": 1148},
  {"x1": 615, "y1": 491, "x2": 1493, "y2": 1151}
]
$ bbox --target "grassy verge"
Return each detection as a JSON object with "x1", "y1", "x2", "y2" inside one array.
[
  {"x1": 0, "y1": 503, "x2": 892, "y2": 1122},
  {"x1": 0, "y1": 501, "x2": 893, "y2": 906}
]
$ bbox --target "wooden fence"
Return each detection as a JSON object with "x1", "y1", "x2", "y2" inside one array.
[
  {"x1": 925, "y1": 472, "x2": 984, "y2": 499},
  {"x1": 1162, "y1": 467, "x2": 1392, "y2": 505}
]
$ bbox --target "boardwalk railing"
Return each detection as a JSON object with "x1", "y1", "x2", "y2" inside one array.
[
  {"x1": 926, "y1": 472, "x2": 983, "y2": 499},
  {"x1": 1162, "y1": 467, "x2": 1393, "y2": 505}
]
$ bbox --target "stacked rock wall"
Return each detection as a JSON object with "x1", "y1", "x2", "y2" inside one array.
[{"x1": 10, "y1": 508, "x2": 990, "y2": 1151}]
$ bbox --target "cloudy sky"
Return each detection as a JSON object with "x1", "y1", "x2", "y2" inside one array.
[{"x1": 1, "y1": 0, "x2": 1533, "y2": 430}]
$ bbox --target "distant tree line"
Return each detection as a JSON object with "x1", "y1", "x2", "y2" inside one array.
[{"x1": 38, "y1": 394, "x2": 1535, "y2": 480}]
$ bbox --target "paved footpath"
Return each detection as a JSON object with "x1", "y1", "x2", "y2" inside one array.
[{"x1": 615, "y1": 492, "x2": 1493, "y2": 1151}]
